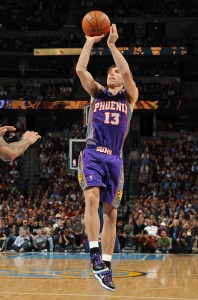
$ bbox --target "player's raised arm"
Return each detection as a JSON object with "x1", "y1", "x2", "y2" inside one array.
[
  {"x1": 76, "y1": 35, "x2": 103, "y2": 98},
  {"x1": 107, "y1": 24, "x2": 139, "y2": 107}
]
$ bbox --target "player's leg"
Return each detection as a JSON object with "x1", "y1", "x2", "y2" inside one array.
[
  {"x1": 101, "y1": 156, "x2": 123, "y2": 259},
  {"x1": 84, "y1": 187, "x2": 100, "y2": 242},
  {"x1": 94, "y1": 203, "x2": 117, "y2": 292},
  {"x1": 102, "y1": 203, "x2": 117, "y2": 268},
  {"x1": 94, "y1": 156, "x2": 123, "y2": 291},
  {"x1": 84, "y1": 187, "x2": 108, "y2": 273}
]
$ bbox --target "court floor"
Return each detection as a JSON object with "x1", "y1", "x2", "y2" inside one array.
[{"x1": 0, "y1": 252, "x2": 197, "y2": 300}]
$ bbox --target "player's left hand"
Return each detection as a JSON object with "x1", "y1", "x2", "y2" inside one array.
[{"x1": 107, "y1": 24, "x2": 119, "y2": 46}]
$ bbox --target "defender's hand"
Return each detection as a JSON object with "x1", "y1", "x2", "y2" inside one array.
[
  {"x1": 0, "y1": 126, "x2": 16, "y2": 137},
  {"x1": 21, "y1": 131, "x2": 41, "y2": 145}
]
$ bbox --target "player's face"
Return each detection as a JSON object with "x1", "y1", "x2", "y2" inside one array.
[{"x1": 107, "y1": 67, "x2": 123, "y2": 88}]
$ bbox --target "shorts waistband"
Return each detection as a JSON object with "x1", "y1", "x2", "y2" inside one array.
[{"x1": 86, "y1": 144, "x2": 121, "y2": 156}]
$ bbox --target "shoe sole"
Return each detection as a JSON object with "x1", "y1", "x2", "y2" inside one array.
[
  {"x1": 95, "y1": 274, "x2": 115, "y2": 292},
  {"x1": 93, "y1": 267, "x2": 109, "y2": 274}
]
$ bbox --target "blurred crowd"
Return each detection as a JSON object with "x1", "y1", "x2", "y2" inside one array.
[
  {"x1": 137, "y1": 79, "x2": 181, "y2": 100},
  {"x1": 0, "y1": 130, "x2": 197, "y2": 254},
  {"x1": 0, "y1": 0, "x2": 197, "y2": 254},
  {"x1": 80, "y1": 0, "x2": 198, "y2": 18},
  {"x1": 1, "y1": 0, "x2": 71, "y2": 30},
  {"x1": 1, "y1": 0, "x2": 197, "y2": 32},
  {"x1": 118, "y1": 134, "x2": 198, "y2": 253},
  {"x1": 0, "y1": 33, "x2": 81, "y2": 52},
  {"x1": 0, "y1": 31, "x2": 195, "y2": 52},
  {"x1": 0, "y1": 78, "x2": 180, "y2": 101},
  {"x1": 0, "y1": 127, "x2": 86, "y2": 253},
  {"x1": 0, "y1": 79, "x2": 73, "y2": 100},
  {"x1": 0, "y1": 0, "x2": 197, "y2": 51}
]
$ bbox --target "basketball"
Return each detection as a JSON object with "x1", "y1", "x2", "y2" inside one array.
[{"x1": 82, "y1": 11, "x2": 111, "y2": 37}]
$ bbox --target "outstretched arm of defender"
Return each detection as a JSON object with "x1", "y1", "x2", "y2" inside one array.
[
  {"x1": 0, "y1": 131, "x2": 41, "y2": 161},
  {"x1": 0, "y1": 126, "x2": 16, "y2": 138}
]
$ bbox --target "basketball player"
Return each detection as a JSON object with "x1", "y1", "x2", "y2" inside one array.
[
  {"x1": 76, "y1": 24, "x2": 138, "y2": 291},
  {"x1": 0, "y1": 125, "x2": 41, "y2": 161}
]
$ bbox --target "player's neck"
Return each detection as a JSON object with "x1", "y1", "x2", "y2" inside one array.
[{"x1": 108, "y1": 86, "x2": 123, "y2": 95}]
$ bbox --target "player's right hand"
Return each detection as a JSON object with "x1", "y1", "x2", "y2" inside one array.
[{"x1": 86, "y1": 34, "x2": 104, "y2": 43}]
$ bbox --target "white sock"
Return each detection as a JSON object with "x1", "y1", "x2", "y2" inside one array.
[
  {"x1": 102, "y1": 254, "x2": 112, "y2": 262},
  {"x1": 89, "y1": 241, "x2": 99, "y2": 249}
]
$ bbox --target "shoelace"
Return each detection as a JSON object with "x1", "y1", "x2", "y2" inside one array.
[{"x1": 102, "y1": 270, "x2": 112, "y2": 282}]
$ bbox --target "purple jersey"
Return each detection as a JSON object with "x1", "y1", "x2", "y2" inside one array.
[
  {"x1": 78, "y1": 87, "x2": 133, "y2": 207},
  {"x1": 86, "y1": 86, "x2": 133, "y2": 153},
  {"x1": 78, "y1": 147, "x2": 124, "y2": 208}
]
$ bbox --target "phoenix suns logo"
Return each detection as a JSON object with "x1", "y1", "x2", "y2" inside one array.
[
  {"x1": 78, "y1": 173, "x2": 83, "y2": 185},
  {"x1": 117, "y1": 190, "x2": 123, "y2": 201}
]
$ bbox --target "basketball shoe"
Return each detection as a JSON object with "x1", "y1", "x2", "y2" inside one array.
[
  {"x1": 95, "y1": 269, "x2": 115, "y2": 292},
  {"x1": 90, "y1": 253, "x2": 108, "y2": 273}
]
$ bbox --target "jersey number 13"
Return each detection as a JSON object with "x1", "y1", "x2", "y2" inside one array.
[{"x1": 104, "y1": 112, "x2": 120, "y2": 125}]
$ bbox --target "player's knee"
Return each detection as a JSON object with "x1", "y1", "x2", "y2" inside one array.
[
  {"x1": 85, "y1": 194, "x2": 99, "y2": 210},
  {"x1": 110, "y1": 214, "x2": 117, "y2": 225},
  {"x1": 104, "y1": 208, "x2": 117, "y2": 225}
]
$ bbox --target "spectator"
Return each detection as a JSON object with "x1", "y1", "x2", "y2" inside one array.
[
  {"x1": 53, "y1": 218, "x2": 73, "y2": 252},
  {"x1": 71, "y1": 218, "x2": 84, "y2": 248},
  {"x1": 0, "y1": 225, "x2": 7, "y2": 251},
  {"x1": 32, "y1": 228, "x2": 48, "y2": 252},
  {"x1": 3, "y1": 223, "x2": 19, "y2": 251},
  {"x1": 19, "y1": 219, "x2": 30, "y2": 235},
  {"x1": 128, "y1": 149, "x2": 140, "y2": 173},
  {"x1": 123, "y1": 204, "x2": 132, "y2": 223},
  {"x1": 43, "y1": 222, "x2": 54, "y2": 252},
  {"x1": 169, "y1": 219, "x2": 182, "y2": 253},
  {"x1": 192, "y1": 235, "x2": 198, "y2": 254},
  {"x1": 123, "y1": 216, "x2": 134, "y2": 248},
  {"x1": 144, "y1": 219, "x2": 158, "y2": 237},
  {"x1": 191, "y1": 219, "x2": 198, "y2": 237},
  {"x1": 138, "y1": 230, "x2": 156, "y2": 253},
  {"x1": 157, "y1": 221, "x2": 169, "y2": 237},
  {"x1": 156, "y1": 230, "x2": 171, "y2": 253},
  {"x1": 10, "y1": 229, "x2": 31, "y2": 252},
  {"x1": 116, "y1": 219, "x2": 127, "y2": 250},
  {"x1": 177, "y1": 231, "x2": 192, "y2": 253}
]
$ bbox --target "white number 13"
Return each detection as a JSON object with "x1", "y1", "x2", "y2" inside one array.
[{"x1": 104, "y1": 112, "x2": 120, "y2": 125}]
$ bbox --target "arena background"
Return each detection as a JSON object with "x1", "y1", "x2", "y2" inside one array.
[
  {"x1": 0, "y1": 0, "x2": 197, "y2": 233},
  {"x1": 0, "y1": 1, "x2": 198, "y2": 299}
]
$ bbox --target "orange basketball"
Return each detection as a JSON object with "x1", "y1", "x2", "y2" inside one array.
[{"x1": 82, "y1": 11, "x2": 111, "y2": 37}]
